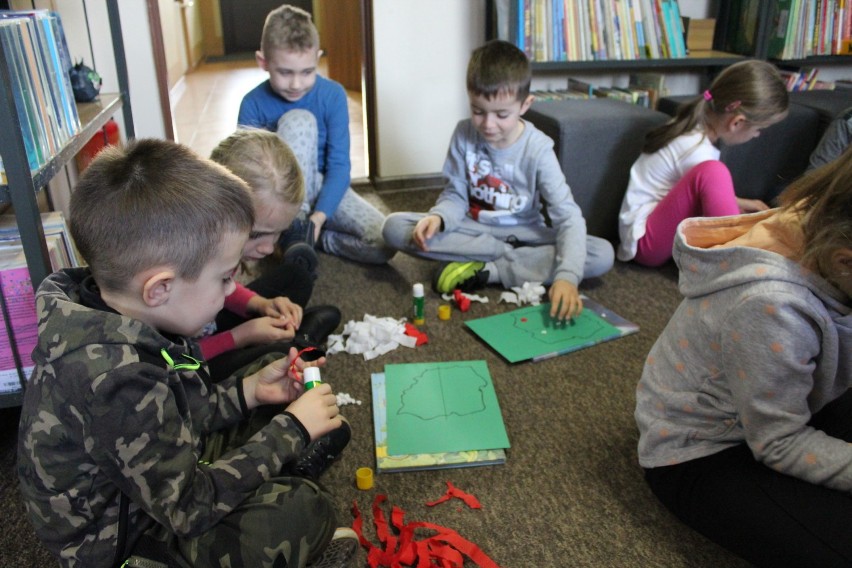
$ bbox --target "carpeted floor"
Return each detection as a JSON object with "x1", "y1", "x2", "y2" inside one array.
[{"x1": 0, "y1": 186, "x2": 753, "y2": 567}]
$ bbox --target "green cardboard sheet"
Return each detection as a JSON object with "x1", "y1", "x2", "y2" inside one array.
[
  {"x1": 384, "y1": 361, "x2": 510, "y2": 456},
  {"x1": 465, "y1": 297, "x2": 639, "y2": 363}
]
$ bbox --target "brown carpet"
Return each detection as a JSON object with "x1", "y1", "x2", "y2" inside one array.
[{"x1": 0, "y1": 186, "x2": 752, "y2": 567}]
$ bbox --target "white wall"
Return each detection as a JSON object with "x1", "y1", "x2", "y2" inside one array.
[
  {"x1": 370, "y1": 0, "x2": 713, "y2": 178},
  {"x1": 52, "y1": 0, "x2": 167, "y2": 140},
  {"x1": 372, "y1": 0, "x2": 486, "y2": 178}
]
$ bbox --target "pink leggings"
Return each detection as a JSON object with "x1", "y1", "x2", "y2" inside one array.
[{"x1": 635, "y1": 160, "x2": 739, "y2": 267}]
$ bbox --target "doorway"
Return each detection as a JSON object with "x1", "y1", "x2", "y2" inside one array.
[{"x1": 219, "y1": 0, "x2": 312, "y2": 55}]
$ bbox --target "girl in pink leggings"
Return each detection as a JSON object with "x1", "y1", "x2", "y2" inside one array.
[{"x1": 617, "y1": 60, "x2": 789, "y2": 267}]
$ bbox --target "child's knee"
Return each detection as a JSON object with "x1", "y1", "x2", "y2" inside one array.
[
  {"x1": 691, "y1": 160, "x2": 732, "y2": 185},
  {"x1": 381, "y1": 213, "x2": 414, "y2": 248},
  {"x1": 584, "y1": 237, "x2": 615, "y2": 278}
]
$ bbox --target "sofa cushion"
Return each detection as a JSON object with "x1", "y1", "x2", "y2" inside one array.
[{"x1": 526, "y1": 99, "x2": 669, "y2": 241}]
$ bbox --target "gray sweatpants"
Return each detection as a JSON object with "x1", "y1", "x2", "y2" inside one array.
[
  {"x1": 277, "y1": 110, "x2": 394, "y2": 264},
  {"x1": 382, "y1": 211, "x2": 614, "y2": 288}
]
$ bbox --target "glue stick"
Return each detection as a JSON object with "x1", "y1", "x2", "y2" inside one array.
[
  {"x1": 412, "y1": 283, "x2": 425, "y2": 325},
  {"x1": 303, "y1": 367, "x2": 322, "y2": 391}
]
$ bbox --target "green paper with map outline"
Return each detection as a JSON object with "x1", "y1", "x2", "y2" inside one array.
[
  {"x1": 384, "y1": 360, "x2": 510, "y2": 456},
  {"x1": 465, "y1": 298, "x2": 639, "y2": 363},
  {"x1": 371, "y1": 373, "x2": 506, "y2": 473}
]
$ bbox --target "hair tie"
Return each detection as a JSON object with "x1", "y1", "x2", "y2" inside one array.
[
  {"x1": 703, "y1": 90, "x2": 712, "y2": 101},
  {"x1": 725, "y1": 100, "x2": 742, "y2": 112}
]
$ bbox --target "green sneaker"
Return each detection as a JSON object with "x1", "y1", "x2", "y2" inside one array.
[{"x1": 432, "y1": 261, "x2": 489, "y2": 294}]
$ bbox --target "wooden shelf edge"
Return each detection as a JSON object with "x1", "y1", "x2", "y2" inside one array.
[{"x1": 530, "y1": 52, "x2": 746, "y2": 72}]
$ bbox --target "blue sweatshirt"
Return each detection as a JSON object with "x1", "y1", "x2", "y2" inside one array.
[{"x1": 238, "y1": 75, "x2": 350, "y2": 218}]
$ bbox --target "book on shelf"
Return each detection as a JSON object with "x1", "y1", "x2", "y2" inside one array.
[
  {"x1": 629, "y1": 71, "x2": 667, "y2": 108},
  {"x1": 371, "y1": 362, "x2": 509, "y2": 473},
  {"x1": 0, "y1": 211, "x2": 79, "y2": 395},
  {"x1": 0, "y1": 9, "x2": 79, "y2": 179}
]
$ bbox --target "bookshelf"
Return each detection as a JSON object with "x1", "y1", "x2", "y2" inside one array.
[
  {"x1": 490, "y1": 0, "x2": 850, "y2": 85},
  {"x1": 0, "y1": 1, "x2": 134, "y2": 408}
]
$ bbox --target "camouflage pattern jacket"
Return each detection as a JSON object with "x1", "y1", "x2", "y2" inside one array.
[{"x1": 17, "y1": 268, "x2": 309, "y2": 567}]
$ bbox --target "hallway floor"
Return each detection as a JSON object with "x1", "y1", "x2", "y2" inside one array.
[{"x1": 171, "y1": 56, "x2": 366, "y2": 179}]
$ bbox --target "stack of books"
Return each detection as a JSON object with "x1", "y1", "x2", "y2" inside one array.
[
  {"x1": 371, "y1": 361, "x2": 510, "y2": 473},
  {"x1": 0, "y1": 212, "x2": 79, "y2": 394},
  {"x1": 0, "y1": 9, "x2": 80, "y2": 179}
]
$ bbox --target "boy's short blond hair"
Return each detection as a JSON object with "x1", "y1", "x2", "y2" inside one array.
[
  {"x1": 261, "y1": 4, "x2": 319, "y2": 58},
  {"x1": 70, "y1": 138, "x2": 254, "y2": 293},
  {"x1": 467, "y1": 39, "x2": 532, "y2": 102},
  {"x1": 210, "y1": 129, "x2": 305, "y2": 207}
]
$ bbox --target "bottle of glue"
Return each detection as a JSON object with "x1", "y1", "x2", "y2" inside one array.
[
  {"x1": 303, "y1": 366, "x2": 322, "y2": 391},
  {"x1": 412, "y1": 282, "x2": 425, "y2": 325}
]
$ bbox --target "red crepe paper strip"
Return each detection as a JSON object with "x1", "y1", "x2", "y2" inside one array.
[
  {"x1": 425, "y1": 481, "x2": 482, "y2": 509},
  {"x1": 287, "y1": 346, "x2": 317, "y2": 382},
  {"x1": 352, "y1": 494, "x2": 500, "y2": 568},
  {"x1": 403, "y1": 322, "x2": 429, "y2": 346}
]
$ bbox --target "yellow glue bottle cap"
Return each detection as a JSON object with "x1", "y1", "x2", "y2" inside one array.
[{"x1": 356, "y1": 467, "x2": 373, "y2": 490}]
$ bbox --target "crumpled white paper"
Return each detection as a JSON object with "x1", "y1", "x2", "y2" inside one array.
[
  {"x1": 499, "y1": 281, "x2": 546, "y2": 306},
  {"x1": 440, "y1": 291, "x2": 489, "y2": 304},
  {"x1": 326, "y1": 314, "x2": 418, "y2": 360}
]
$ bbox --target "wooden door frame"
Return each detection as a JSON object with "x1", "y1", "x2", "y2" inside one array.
[
  {"x1": 360, "y1": 0, "x2": 378, "y2": 182},
  {"x1": 146, "y1": 0, "x2": 176, "y2": 140}
]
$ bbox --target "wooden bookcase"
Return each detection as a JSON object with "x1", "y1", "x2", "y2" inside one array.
[{"x1": 0, "y1": 0, "x2": 135, "y2": 408}]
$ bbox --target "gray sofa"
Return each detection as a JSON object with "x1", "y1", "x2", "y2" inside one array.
[{"x1": 525, "y1": 90, "x2": 852, "y2": 242}]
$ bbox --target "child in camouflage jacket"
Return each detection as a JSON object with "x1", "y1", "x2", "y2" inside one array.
[{"x1": 16, "y1": 139, "x2": 357, "y2": 568}]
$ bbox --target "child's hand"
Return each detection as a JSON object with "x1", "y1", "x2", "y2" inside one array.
[
  {"x1": 736, "y1": 197, "x2": 770, "y2": 213},
  {"x1": 548, "y1": 279, "x2": 582, "y2": 321},
  {"x1": 309, "y1": 211, "x2": 327, "y2": 242},
  {"x1": 284, "y1": 383, "x2": 342, "y2": 441},
  {"x1": 255, "y1": 296, "x2": 303, "y2": 329},
  {"x1": 231, "y1": 317, "x2": 296, "y2": 348},
  {"x1": 242, "y1": 348, "x2": 313, "y2": 408},
  {"x1": 413, "y1": 215, "x2": 442, "y2": 251}
]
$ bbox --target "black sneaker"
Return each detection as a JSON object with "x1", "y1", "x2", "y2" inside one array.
[
  {"x1": 283, "y1": 241, "x2": 319, "y2": 278},
  {"x1": 432, "y1": 261, "x2": 490, "y2": 294},
  {"x1": 279, "y1": 217, "x2": 316, "y2": 248},
  {"x1": 307, "y1": 527, "x2": 360, "y2": 568},
  {"x1": 291, "y1": 421, "x2": 351, "y2": 480},
  {"x1": 294, "y1": 306, "x2": 341, "y2": 360}
]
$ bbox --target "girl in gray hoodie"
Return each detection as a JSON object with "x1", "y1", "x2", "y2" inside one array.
[{"x1": 636, "y1": 145, "x2": 852, "y2": 567}]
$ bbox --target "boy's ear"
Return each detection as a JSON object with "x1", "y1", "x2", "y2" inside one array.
[
  {"x1": 255, "y1": 50, "x2": 267, "y2": 71},
  {"x1": 142, "y1": 269, "x2": 177, "y2": 308},
  {"x1": 519, "y1": 94, "x2": 535, "y2": 115}
]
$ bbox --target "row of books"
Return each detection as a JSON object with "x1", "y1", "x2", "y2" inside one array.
[
  {"x1": 778, "y1": 67, "x2": 838, "y2": 91},
  {"x1": 498, "y1": 0, "x2": 688, "y2": 62},
  {"x1": 0, "y1": 9, "x2": 80, "y2": 177},
  {"x1": 0, "y1": 212, "x2": 79, "y2": 394},
  {"x1": 767, "y1": 0, "x2": 852, "y2": 60},
  {"x1": 533, "y1": 72, "x2": 667, "y2": 108}
]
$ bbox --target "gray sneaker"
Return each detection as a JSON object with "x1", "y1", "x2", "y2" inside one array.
[{"x1": 307, "y1": 527, "x2": 360, "y2": 568}]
